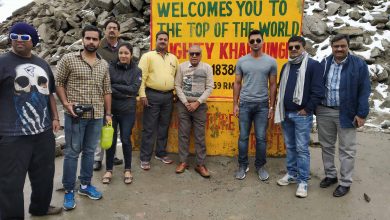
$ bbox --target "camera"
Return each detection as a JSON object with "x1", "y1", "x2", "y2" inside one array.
[{"x1": 73, "y1": 104, "x2": 93, "y2": 117}]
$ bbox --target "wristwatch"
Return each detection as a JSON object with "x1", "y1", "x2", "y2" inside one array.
[{"x1": 105, "y1": 113, "x2": 113, "y2": 117}]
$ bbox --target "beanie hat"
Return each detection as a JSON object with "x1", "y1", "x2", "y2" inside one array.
[{"x1": 9, "y1": 22, "x2": 39, "y2": 47}]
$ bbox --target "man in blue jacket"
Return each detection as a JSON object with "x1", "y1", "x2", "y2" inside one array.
[
  {"x1": 274, "y1": 36, "x2": 324, "y2": 198},
  {"x1": 317, "y1": 34, "x2": 371, "y2": 197}
]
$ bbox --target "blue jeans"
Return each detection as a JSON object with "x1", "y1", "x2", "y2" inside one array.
[
  {"x1": 281, "y1": 111, "x2": 313, "y2": 184},
  {"x1": 62, "y1": 114, "x2": 103, "y2": 191},
  {"x1": 238, "y1": 101, "x2": 269, "y2": 169},
  {"x1": 106, "y1": 111, "x2": 135, "y2": 171}
]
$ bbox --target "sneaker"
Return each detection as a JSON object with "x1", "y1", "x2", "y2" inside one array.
[
  {"x1": 235, "y1": 166, "x2": 249, "y2": 180},
  {"x1": 46, "y1": 206, "x2": 63, "y2": 215},
  {"x1": 78, "y1": 185, "x2": 102, "y2": 200},
  {"x1": 257, "y1": 167, "x2": 269, "y2": 181},
  {"x1": 140, "y1": 161, "x2": 151, "y2": 170},
  {"x1": 63, "y1": 191, "x2": 76, "y2": 211},
  {"x1": 296, "y1": 183, "x2": 308, "y2": 198},
  {"x1": 277, "y1": 173, "x2": 297, "y2": 186},
  {"x1": 113, "y1": 157, "x2": 123, "y2": 165},
  {"x1": 154, "y1": 155, "x2": 173, "y2": 164}
]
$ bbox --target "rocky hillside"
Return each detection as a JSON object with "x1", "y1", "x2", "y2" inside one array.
[{"x1": 0, "y1": 0, "x2": 389, "y2": 129}]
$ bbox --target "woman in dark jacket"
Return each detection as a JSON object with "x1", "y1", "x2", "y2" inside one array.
[{"x1": 102, "y1": 42, "x2": 142, "y2": 184}]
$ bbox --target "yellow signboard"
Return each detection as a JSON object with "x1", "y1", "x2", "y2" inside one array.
[
  {"x1": 151, "y1": 0, "x2": 304, "y2": 100},
  {"x1": 140, "y1": 0, "x2": 304, "y2": 156}
]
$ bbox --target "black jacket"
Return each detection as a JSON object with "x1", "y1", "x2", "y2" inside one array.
[{"x1": 110, "y1": 60, "x2": 142, "y2": 114}]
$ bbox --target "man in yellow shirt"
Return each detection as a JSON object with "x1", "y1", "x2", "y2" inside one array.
[{"x1": 138, "y1": 30, "x2": 179, "y2": 170}]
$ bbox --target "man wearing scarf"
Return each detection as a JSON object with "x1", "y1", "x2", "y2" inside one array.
[{"x1": 275, "y1": 36, "x2": 324, "y2": 198}]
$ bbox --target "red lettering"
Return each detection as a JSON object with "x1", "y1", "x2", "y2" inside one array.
[
  {"x1": 229, "y1": 43, "x2": 238, "y2": 59},
  {"x1": 219, "y1": 43, "x2": 228, "y2": 59},
  {"x1": 278, "y1": 42, "x2": 288, "y2": 59},
  {"x1": 238, "y1": 43, "x2": 247, "y2": 58},
  {"x1": 205, "y1": 43, "x2": 214, "y2": 59}
]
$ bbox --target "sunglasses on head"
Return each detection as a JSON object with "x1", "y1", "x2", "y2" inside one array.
[
  {"x1": 9, "y1": 33, "x2": 32, "y2": 41},
  {"x1": 288, "y1": 45, "x2": 301, "y2": 51},
  {"x1": 249, "y1": 38, "x2": 262, "y2": 44},
  {"x1": 189, "y1": 52, "x2": 201, "y2": 57}
]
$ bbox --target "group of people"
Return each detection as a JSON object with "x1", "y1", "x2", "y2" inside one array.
[{"x1": 0, "y1": 20, "x2": 370, "y2": 219}]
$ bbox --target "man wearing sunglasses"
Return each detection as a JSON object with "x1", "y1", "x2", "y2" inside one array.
[
  {"x1": 174, "y1": 45, "x2": 214, "y2": 177},
  {"x1": 0, "y1": 22, "x2": 62, "y2": 219},
  {"x1": 233, "y1": 30, "x2": 277, "y2": 181},
  {"x1": 317, "y1": 34, "x2": 370, "y2": 197},
  {"x1": 274, "y1": 36, "x2": 324, "y2": 198}
]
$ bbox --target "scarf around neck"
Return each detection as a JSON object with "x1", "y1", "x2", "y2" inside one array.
[{"x1": 274, "y1": 51, "x2": 309, "y2": 123}]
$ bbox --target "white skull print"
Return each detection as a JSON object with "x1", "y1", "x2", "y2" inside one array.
[{"x1": 14, "y1": 64, "x2": 50, "y2": 95}]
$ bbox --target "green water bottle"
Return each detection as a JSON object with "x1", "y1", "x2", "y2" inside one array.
[{"x1": 100, "y1": 121, "x2": 114, "y2": 150}]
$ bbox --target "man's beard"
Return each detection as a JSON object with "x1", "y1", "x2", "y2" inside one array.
[{"x1": 84, "y1": 45, "x2": 98, "y2": 52}]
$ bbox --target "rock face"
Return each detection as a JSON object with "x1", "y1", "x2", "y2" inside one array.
[
  {"x1": 302, "y1": 14, "x2": 329, "y2": 43},
  {"x1": 302, "y1": 0, "x2": 389, "y2": 86},
  {"x1": 0, "y1": 0, "x2": 150, "y2": 64}
]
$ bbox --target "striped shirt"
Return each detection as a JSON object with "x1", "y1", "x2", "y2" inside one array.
[
  {"x1": 324, "y1": 57, "x2": 347, "y2": 107},
  {"x1": 55, "y1": 51, "x2": 112, "y2": 119}
]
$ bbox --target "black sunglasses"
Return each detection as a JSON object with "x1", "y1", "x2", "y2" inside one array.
[
  {"x1": 189, "y1": 52, "x2": 201, "y2": 57},
  {"x1": 288, "y1": 45, "x2": 301, "y2": 51},
  {"x1": 249, "y1": 38, "x2": 262, "y2": 44}
]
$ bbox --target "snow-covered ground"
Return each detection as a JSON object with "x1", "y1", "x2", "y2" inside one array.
[{"x1": 0, "y1": 0, "x2": 32, "y2": 22}]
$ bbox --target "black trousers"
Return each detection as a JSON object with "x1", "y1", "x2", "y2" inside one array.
[
  {"x1": 140, "y1": 89, "x2": 173, "y2": 162},
  {"x1": 0, "y1": 129, "x2": 55, "y2": 220}
]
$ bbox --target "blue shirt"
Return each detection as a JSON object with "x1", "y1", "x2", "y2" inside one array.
[{"x1": 324, "y1": 57, "x2": 347, "y2": 106}]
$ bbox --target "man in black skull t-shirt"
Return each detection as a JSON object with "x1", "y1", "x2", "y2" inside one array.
[{"x1": 0, "y1": 22, "x2": 62, "y2": 219}]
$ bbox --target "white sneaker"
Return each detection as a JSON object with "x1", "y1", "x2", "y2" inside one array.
[
  {"x1": 277, "y1": 174, "x2": 297, "y2": 186},
  {"x1": 296, "y1": 183, "x2": 308, "y2": 198}
]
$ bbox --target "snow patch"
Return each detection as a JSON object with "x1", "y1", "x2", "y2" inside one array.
[{"x1": 376, "y1": 83, "x2": 388, "y2": 99}]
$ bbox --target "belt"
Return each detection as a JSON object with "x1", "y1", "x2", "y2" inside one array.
[
  {"x1": 322, "y1": 105, "x2": 339, "y2": 110},
  {"x1": 146, "y1": 87, "x2": 173, "y2": 94}
]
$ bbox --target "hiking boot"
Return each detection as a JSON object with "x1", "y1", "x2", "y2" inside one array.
[
  {"x1": 277, "y1": 173, "x2": 297, "y2": 186},
  {"x1": 78, "y1": 185, "x2": 102, "y2": 200},
  {"x1": 235, "y1": 166, "x2": 249, "y2": 180},
  {"x1": 63, "y1": 191, "x2": 76, "y2": 211}
]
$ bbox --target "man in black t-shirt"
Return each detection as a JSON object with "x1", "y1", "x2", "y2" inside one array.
[{"x1": 0, "y1": 22, "x2": 62, "y2": 219}]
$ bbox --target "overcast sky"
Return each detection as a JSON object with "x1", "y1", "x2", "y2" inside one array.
[{"x1": 0, "y1": 0, "x2": 32, "y2": 22}]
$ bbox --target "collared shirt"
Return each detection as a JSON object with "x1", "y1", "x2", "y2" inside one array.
[
  {"x1": 55, "y1": 51, "x2": 112, "y2": 119},
  {"x1": 97, "y1": 38, "x2": 124, "y2": 63},
  {"x1": 324, "y1": 56, "x2": 348, "y2": 107},
  {"x1": 175, "y1": 61, "x2": 214, "y2": 104},
  {"x1": 138, "y1": 50, "x2": 179, "y2": 97}
]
